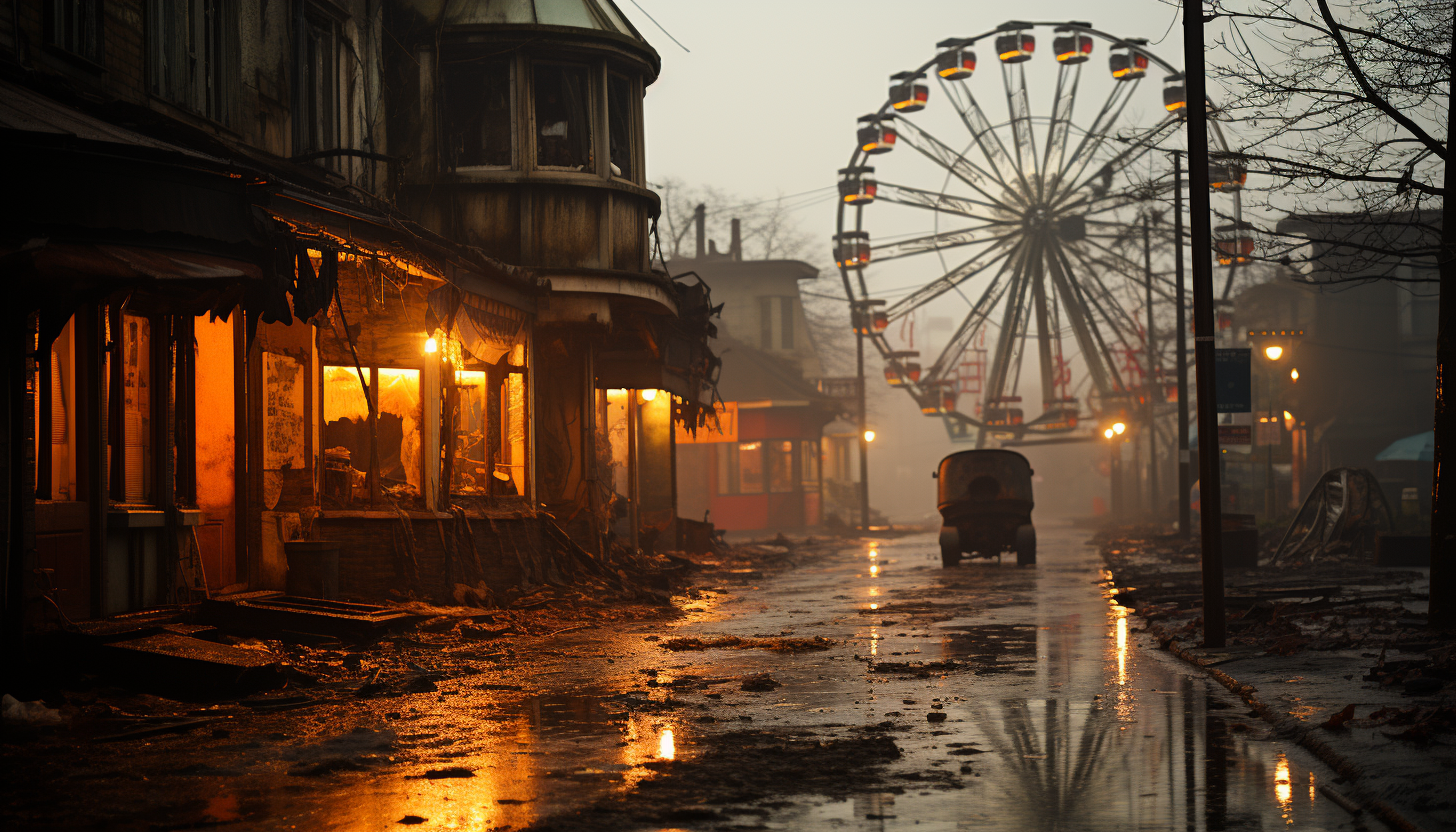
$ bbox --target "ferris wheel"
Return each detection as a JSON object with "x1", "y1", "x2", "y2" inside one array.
[{"x1": 834, "y1": 20, "x2": 1247, "y2": 445}]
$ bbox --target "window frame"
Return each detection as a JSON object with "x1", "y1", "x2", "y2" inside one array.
[
  {"x1": 606, "y1": 70, "x2": 636, "y2": 182},
  {"x1": 441, "y1": 56, "x2": 516, "y2": 171},
  {"x1": 146, "y1": 0, "x2": 239, "y2": 126},
  {"x1": 46, "y1": 0, "x2": 104, "y2": 66},
  {"x1": 531, "y1": 60, "x2": 596, "y2": 172}
]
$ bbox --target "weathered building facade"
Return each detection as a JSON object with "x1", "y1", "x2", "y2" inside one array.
[{"x1": 2, "y1": 0, "x2": 714, "y2": 645}]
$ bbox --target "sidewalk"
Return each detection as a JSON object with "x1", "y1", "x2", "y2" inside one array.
[{"x1": 1098, "y1": 530, "x2": 1455, "y2": 832}]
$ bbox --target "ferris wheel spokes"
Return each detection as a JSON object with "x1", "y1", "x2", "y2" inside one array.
[
  {"x1": 883, "y1": 236, "x2": 1021, "y2": 319},
  {"x1": 877, "y1": 181, "x2": 1008, "y2": 219},
  {"x1": 1047, "y1": 78, "x2": 1143, "y2": 204},
  {"x1": 1000, "y1": 61, "x2": 1040, "y2": 190},
  {"x1": 1041, "y1": 60, "x2": 1084, "y2": 200},
  {"x1": 938, "y1": 77, "x2": 1023, "y2": 197},
  {"x1": 1052, "y1": 115, "x2": 1183, "y2": 212},
  {"x1": 924, "y1": 241, "x2": 1028, "y2": 384},
  {"x1": 870, "y1": 223, "x2": 1020, "y2": 263},
  {"x1": 892, "y1": 118, "x2": 1025, "y2": 212},
  {"x1": 1044, "y1": 242, "x2": 1119, "y2": 398}
]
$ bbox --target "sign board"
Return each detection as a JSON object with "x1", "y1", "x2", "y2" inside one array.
[
  {"x1": 1217, "y1": 424, "x2": 1251, "y2": 445},
  {"x1": 1254, "y1": 421, "x2": 1282, "y2": 446},
  {"x1": 675, "y1": 401, "x2": 738, "y2": 444},
  {"x1": 1214, "y1": 348, "x2": 1251, "y2": 413}
]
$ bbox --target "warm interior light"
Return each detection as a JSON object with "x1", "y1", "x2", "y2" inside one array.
[
  {"x1": 1290, "y1": 368, "x2": 1299, "y2": 381},
  {"x1": 1112, "y1": 422, "x2": 1126, "y2": 435},
  {"x1": 640, "y1": 388, "x2": 658, "y2": 402},
  {"x1": 863, "y1": 429, "x2": 876, "y2": 443},
  {"x1": 423, "y1": 336, "x2": 438, "y2": 354},
  {"x1": 1264, "y1": 345, "x2": 1284, "y2": 361},
  {"x1": 1284, "y1": 410, "x2": 1295, "y2": 430}
]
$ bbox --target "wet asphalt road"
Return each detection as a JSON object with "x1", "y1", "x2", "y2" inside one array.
[{"x1": 8, "y1": 526, "x2": 1377, "y2": 831}]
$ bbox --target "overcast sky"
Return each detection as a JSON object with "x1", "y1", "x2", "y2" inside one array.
[{"x1": 636, "y1": 0, "x2": 1189, "y2": 242}]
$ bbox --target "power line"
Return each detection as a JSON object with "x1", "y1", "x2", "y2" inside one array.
[{"x1": 625, "y1": 1, "x2": 690, "y2": 53}]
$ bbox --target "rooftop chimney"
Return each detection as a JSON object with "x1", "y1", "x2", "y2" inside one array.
[
  {"x1": 729, "y1": 218, "x2": 742, "y2": 260},
  {"x1": 694, "y1": 203, "x2": 706, "y2": 259}
]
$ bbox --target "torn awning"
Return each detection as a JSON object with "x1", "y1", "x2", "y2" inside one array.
[{"x1": 426, "y1": 284, "x2": 528, "y2": 364}]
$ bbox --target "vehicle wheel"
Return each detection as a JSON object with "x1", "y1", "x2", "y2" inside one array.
[
  {"x1": 939, "y1": 526, "x2": 961, "y2": 568},
  {"x1": 1015, "y1": 525, "x2": 1036, "y2": 567}
]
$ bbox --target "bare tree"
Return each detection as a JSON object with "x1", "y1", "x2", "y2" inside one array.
[
  {"x1": 651, "y1": 177, "x2": 822, "y2": 263},
  {"x1": 1200, "y1": 0, "x2": 1452, "y2": 625}
]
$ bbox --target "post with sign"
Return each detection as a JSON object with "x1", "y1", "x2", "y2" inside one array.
[{"x1": 1184, "y1": 0, "x2": 1226, "y2": 648}]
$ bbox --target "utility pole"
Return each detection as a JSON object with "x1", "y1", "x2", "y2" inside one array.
[
  {"x1": 1184, "y1": 0, "x2": 1226, "y2": 647},
  {"x1": 1174, "y1": 154, "x2": 1191, "y2": 539},
  {"x1": 1143, "y1": 213, "x2": 1158, "y2": 518},
  {"x1": 855, "y1": 319, "x2": 871, "y2": 530}
]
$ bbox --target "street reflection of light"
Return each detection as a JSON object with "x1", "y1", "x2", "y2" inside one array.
[
  {"x1": 1275, "y1": 753, "x2": 1293, "y2": 822},
  {"x1": 869, "y1": 602, "x2": 879, "y2": 610},
  {"x1": 1309, "y1": 772, "x2": 1317, "y2": 804},
  {"x1": 870, "y1": 626, "x2": 880, "y2": 657},
  {"x1": 870, "y1": 564, "x2": 879, "y2": 576},
  {"x1": 1115, "y1": 607, "x2": 1128, "y2": 686},
  {"x1": 658, "y1": 727, "x2": 675, "y2": 760}
]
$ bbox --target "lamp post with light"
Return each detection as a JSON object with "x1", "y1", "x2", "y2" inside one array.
[{"x1": 1104, "y1": 420, "x2": 1127, "y2": 521}]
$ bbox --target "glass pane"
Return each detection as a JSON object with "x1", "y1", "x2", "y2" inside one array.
[
  {"x1": 443, "y1": 58, "x2": 512, "y2": 167},
  {"x1": 800, "y1": 439, "x2": 819, "y2": 488},
  {"x1": 768, "y1": 440, "x2": 794, "y2": 493},
  {"x1": 608, "y1": 73, "x2": 632, "y2": 179},
  {"x1": 452, "y1": 370, "x2": 490, "y2": 494},
  {"x1": 715, "y1": 443, "x2": 732, "y2": 495},
  {"x1": 323, "y1": 365, "x2": 370, "y2": 505},
  {"x1": 377, "y1": 368, "x2": 421, "y2": 500},
  {"x1": 605, "y1": 388, "x2": 630, "y2": 498},
  {"x1": 737, "y1": 441, "x2": 763, "y2": 494},
  {"x1": 122, "y1": 313, "x2": 152, "y2": 503},
  {"x1": 535, "y1": 63, "x2": 592, "y2": 169},
  {"x1": 500, "y1": 372, "x2": 526, "y2": 496}
]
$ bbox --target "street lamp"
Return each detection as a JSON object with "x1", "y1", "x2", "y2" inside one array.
[
  {"x1": 863, "y1": 429, "x2": 876, "y2": 443},
  {"x1": 1264, "y1": 344, "x2": 1283, "y2": 362},
  {"x1": 1112, "y1": 421, "x2": 1127, "y2": 435},
  {"x1": 1104, "y1": 422, "x2": 1124, "y2": 521},
  {"x1": 1290, "y1": 367, "x2": 1299, "y2": 381}
]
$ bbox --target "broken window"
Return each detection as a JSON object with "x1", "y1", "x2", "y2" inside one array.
[
  {"x1": 322, "y1": 365, "x2": 421, "y2": 506},
  {"x1": 534, "y1": 63, "x2": 592, "y2": 169},
  {"x1": 443, "y1": 58, "x2": 512, "y2": 168},
  {"x1": 147, "y1": 0, "x2": 238, "y2": 124},
  {"x1": 607, "y1": 72, "x2": 633, "y2": 179}
]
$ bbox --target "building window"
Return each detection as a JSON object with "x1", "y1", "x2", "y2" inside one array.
[
  {"x1": 47, "y1": 0, "x2": 103, "y2": 63},
  {"x1": 297, "y1": 6, "x2": 339, "y2": 158},
  {"x1": 108, "y1": 312, "x2": 154, "y2": 504},
  {"x1": 34, "y1": 316, "x2": 78, "y2": 501},
  {"x1": 607, "y1": 73, "x2": 633, "y2": 179},
  {"x1": 322, "y1": 365, "x2": 422, "y2": 506},
  {"x1": 799, "y1": 439, "x2": 819, "y2": 490},
  {"x1": 715, "y1": 442, "x2": 735, "y2": 495},
  {"x1": 767, "y1": 440, "x2": 795, "y2": 493},
  {"x1": 737, "y1": 441, "x2": 764, "y2": 494},
  {"x1": 442, "y1": 58, "x2": 512, "y2": 168},
  {"x1": 534, "y1": 63, "x2": 592, "y2": 169},
  {"x1": 148, "y1": 0, "x2": 237, "y2": 124},
  {"x1": 780, "y1": 297, "x2": 795, "y2": 349}
]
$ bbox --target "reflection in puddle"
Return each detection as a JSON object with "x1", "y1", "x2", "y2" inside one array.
[
  {"x1": 937, "y1": 624, "x2": 1037, "y2": 674},
  {"x1": 1114, "y1": 606, "x2": 1128, "y2": 686},
  {"x1": 658, "y1": 728, "x2": 676, "y2": 761},
  {"x1": 1275, "y1": 752, "x2": 1293, "y2": 823}
]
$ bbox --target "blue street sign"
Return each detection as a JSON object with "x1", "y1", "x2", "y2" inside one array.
[{"x1": 1214, "y1": 348, "x2": 1251, "y2": 413}]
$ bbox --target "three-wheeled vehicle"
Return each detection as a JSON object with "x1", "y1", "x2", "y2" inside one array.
[{"x1": 934, "y1": 449, "x2": 1036, "y2": 568}]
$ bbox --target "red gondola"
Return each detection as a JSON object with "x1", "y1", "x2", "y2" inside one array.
[
  {"x1": 935, "y1": 39, "x2": 976, "y2": 79},
  {"x1": 1053, "y1": 27, "x2": 1092, "y2": 64},
  {"x1": 889, "y1": 71, "x2": 929, "y2": 113},
  {"x1": 995, "y1": 23, "x2": 1034, "y2": 63},
  {"x1": 838, "y1": 166, "x2": 877, "y2": 205}
]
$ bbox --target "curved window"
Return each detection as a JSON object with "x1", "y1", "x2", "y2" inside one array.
[
  {"x1": 534, "y1": 63, "x2": 593, "y2": 169},
  {"x1": 608, "y1": 73, "x2": 634, "y2": 179}
]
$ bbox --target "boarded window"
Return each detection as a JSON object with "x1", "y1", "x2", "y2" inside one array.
[
  {"x1": 443, "y1": 58, "x2": 512, "y2": 168},
  {"x1": 534, "y1": 63, "x2": 592, "y2": 169},
  {"x1": 607, "y1": 73, "x2": 633, "y2": 179}
]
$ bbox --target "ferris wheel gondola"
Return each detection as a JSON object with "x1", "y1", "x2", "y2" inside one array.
[{"x1": 834, "y1": 20, "x2": 1244, "y2": 446}]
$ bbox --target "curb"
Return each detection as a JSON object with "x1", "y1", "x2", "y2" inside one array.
[{"x1": 1150, "y1": 625, "x2": 1430, "y2": 832}]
